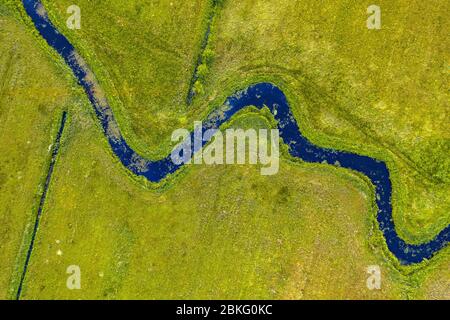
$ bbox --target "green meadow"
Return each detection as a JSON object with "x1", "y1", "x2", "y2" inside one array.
[
  {"x1": 0, "y1": 0, "x2": 448, "y2": 299},
  {"x1": 0, "y1": 2, "x2": 89, "y2": 299}
]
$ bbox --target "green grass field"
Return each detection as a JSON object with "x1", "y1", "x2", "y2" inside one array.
[
  {"x1": 0, "y1": 0, "x2": 448, "y2": 299},
  {"x1": 0, "y1": 2, "x2": 89, "y2": 299}
]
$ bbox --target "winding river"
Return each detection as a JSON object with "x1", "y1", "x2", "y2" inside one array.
[{"x1": 22, "y1": 0, "x2": 449, "y2": 265}]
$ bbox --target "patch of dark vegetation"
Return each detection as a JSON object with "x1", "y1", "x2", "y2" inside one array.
[
  {"x1": 276, "y1": 186, "x2": 291, "y2": 204},
  {"x1": 186, "y1": 0, "x2": 223, "y2": 104},
  {"x1": 0, "y1": 171, "x2": 6, "y2": 190}
]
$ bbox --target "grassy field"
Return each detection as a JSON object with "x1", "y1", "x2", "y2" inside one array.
[
  {"x1": 200, "y1": 0, "x2": 450, "y2": 243},
  {"x1": 41, "y1": 0, "x2": 214, "y2": 159},
  {"x1": 0, "y1": 0, "x2": 448, "y2": 299},
  {"x1": 18, "y1": 110, "x2": 408, "y2": 299},
  {"x1": 0, "y1": 2, "x2": 88, "y2": 299},
  {"x1": 38, "y1": 0, "x2": 449, "y2": 242}
]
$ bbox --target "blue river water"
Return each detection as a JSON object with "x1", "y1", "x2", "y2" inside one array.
[{"x1": 22, "y1": 0, "x2": 449, "y2": 264}]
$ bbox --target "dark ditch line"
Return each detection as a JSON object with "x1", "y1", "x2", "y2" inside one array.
[
  {"x1": 15, "y1": 111, "x2": 68, "y2": 300},
  {"x1": 185, "y1": 0, "x2": 220, "y2": 105}
]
